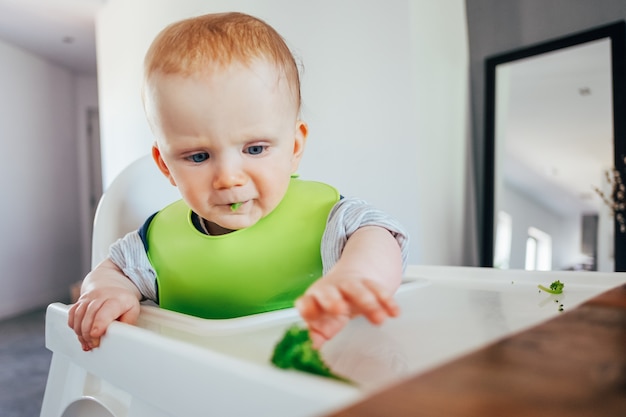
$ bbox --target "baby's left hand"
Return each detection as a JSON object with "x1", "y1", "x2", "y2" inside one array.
[{"x1": 296, "y1": 274, "x2": 400, "y2": 349}]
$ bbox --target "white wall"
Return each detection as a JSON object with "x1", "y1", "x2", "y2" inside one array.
[
  {"x1": 96, "y1": 0, "x2": 470, "y2": 266},
  {"x1": 75, "y1": 75, "x2": 100, "y2": 276},
  {"x1": 0, "y1": 39, "x2": 88, "y2": 319}
]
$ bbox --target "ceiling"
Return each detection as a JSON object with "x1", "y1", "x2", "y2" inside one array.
[{"x1": 0, "y1": 0, "x2": 104, "y2": 75}]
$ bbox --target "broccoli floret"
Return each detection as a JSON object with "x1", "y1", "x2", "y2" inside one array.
[
  {"x1": 538, "y1": 280, "x2": 564, "y2": 295},
  {"x1": 230, "y1": 202, "x2": 242, "y2": 211},
  {"x1": 271, "y1": 325, "x2": 352, "y2": 384}
]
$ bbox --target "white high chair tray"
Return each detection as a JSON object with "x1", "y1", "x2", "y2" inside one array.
[{"x1": 40, "y1": 265, "x2": 626, "y2": 417}]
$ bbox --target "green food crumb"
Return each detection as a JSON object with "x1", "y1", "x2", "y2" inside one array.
[
  {"x1": 271, "y1": 325, "x2": 353, "y2": 384},
  {"x1": 230, "y1": 202, "x2": 242, "y2": 211},
  {"x1": 538, "y1": 280, "x2": 564, "y2": 295}
]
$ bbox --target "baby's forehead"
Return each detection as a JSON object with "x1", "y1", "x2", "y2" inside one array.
[
  {"x1": 180, "y1": 58, "x2": 289, "y2": 86},
  {"x1": 148, "y1": 59, "x2": 300, "y2": 108}
]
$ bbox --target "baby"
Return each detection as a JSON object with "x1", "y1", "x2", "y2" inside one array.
[{"x1": 69, "y1": 12, "x2": 408, "y2": 351}]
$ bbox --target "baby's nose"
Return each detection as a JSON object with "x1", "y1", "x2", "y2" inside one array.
[{"x1": 212, "y1": 163, "x2": 247, "y2": 189}]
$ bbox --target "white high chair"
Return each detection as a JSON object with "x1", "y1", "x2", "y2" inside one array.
[
  {"x1": 39, "y1": 155, "x2": 626, "y2": 417},
  {"x1": 39, "y1": 155, "x2": 360, "y2": 417},
  {"x1": 89, "y1": 154, "x2": 181, "y2": 268}
]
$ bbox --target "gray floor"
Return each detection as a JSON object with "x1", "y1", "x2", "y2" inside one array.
[{"x1": 0, "y1": 308, "x2": 51, "y2": 417}]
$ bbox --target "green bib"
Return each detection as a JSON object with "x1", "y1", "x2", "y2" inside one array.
[{"x1": 146, "y1": 179, "x2": 340, "y2": 319}]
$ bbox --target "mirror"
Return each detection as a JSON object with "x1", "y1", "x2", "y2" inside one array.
[{"x1": 482, "y1": 21, "x2": 626, "y2": 272}]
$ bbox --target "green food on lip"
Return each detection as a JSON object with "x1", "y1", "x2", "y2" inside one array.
[
  {"x1": 230, "y1": 202, "x2": 243, "y2": 211},
  {"x1": 538, "y1": 280, "x2": 564, "y2": 295},
  {"x1": 271, "y1": 325, "x2": 353, "y2": 384}
]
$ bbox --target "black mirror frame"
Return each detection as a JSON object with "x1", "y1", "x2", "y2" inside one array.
[{"x1": 481, "y1": 21, "x2": 626, "y2": 271}]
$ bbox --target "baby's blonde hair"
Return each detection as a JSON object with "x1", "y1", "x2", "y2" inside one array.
[{"x1": 144, "y1": 12, "x2": 301, "y2": 108}]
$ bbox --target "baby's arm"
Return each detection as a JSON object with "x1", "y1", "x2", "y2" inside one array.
[
  {"x1": 296, "y1": 225, "x2": 403, "y2": 348},
  {"x1": 296, "y1": 197, "x2": 408, "y2": 348},
  {"x1": 68, "y1": 258, "x2": 142, "y2": 351}
]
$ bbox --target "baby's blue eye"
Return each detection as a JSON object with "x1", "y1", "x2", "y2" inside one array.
[
  {"x1": 246, "y1": 145, "x2": 265, "y2": 155},
  {"x1": 189, "y1": 153, "x2": 209, "y2": 163}
]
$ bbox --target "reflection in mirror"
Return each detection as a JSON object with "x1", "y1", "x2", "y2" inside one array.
[
  {"x1": 482, "y1": 21, "x2": 626, "y2": 272},
  {"x1": 496, "y1": 39, "x2": 612, "y2": 271}
]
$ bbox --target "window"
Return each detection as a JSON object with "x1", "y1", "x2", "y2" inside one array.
[
  {"x1": 525, "y1": 227, "x2": 552, "y2": 271},
  {"x1": 525, "y1": 236, "x2": 537, "y2": 270},
  {"x1": 494, "y1": 211, "x2": 512, "y2": 269}
]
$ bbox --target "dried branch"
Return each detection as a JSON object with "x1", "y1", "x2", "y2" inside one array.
[{"x1": 593, "y1": 156, "x2": 626, "y2": 233}]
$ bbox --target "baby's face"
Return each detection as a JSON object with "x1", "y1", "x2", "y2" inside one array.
[{"x1": 144, "y1": 60, "x2": 307, "y2": 234}]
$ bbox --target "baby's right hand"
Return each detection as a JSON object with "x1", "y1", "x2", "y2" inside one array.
[
  {"x1": 68, "y1": 287, "x2": 140, "y2": 351},
  {"x1": 67, "y1": 258, "x2": 142, "y2": 351}
]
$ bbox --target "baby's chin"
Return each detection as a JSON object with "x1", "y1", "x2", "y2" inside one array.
[{"x1": 204, "y1": 215, "x2": 262, "y2": 235}]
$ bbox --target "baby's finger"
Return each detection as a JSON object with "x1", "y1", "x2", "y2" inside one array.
[
  {"x1": 308, "y1": 327, "x2": 329, "y2": 350},
  {"x1": 79, "y1": 299, "x2": 105, "y2": 348},
  {"x1": 307, "y1": 314, "x2": 350, "y2": 349},
  {"x1": 89, "y1": 299, "x2": 129, "y2": 340},
  {"x1": 339, "y1": 280, "x2": 387, "y2": 323},
  {"x1": 68, "y1": 303, "x2": 91, "y2": 351},
  {"x1": 304, "y1": 285, "x2": 348, "y2": 316},
  {"x1": 363, "y1": 280, "x2": 401, "y2": 317},
  {"x1": 67, "y1": 302, "x2": 79, "y2": 330},
  {"x1": 78, "y1": 338, "x2": 91, "y2": 351},
  {"x1": 295, "y1": 294, "x2": 323, "y2": 320},
  {"x1": 119, "y1": 306, "x2": 141, "y2": 325},
  {"x1": 69, "y1": 300, "x2": 90, "y2": 340}
]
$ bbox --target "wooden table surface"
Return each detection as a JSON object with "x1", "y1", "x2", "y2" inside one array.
[{"x1": 327, "y1": 283, "x2": 626, "y2": 417}]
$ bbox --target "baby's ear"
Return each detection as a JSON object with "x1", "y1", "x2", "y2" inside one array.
[
  {"x1": 291, "y1": 120, "x2": 308, "y2": 172},
  {"x1": 152, "y1": 145, "x2": 177, "y2": 186}
]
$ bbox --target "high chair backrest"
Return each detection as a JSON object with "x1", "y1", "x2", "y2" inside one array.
[{"x1": 91, "y1": 154, "x2": 181, "y2": 268}]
